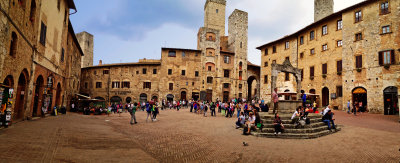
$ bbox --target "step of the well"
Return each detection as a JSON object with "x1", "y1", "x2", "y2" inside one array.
[
  {"x1": 252, "y1": 127, "x2": 341, "y2": 139},
  {"x1": 261, "y1": 125, "x2": 333, "y2": 134},
  {"x1": 262, "y1": 122, "x2": 326, "y2": 129},
  {"x1": 262, "y1": 118, "x2": 322, "y2": 124}
]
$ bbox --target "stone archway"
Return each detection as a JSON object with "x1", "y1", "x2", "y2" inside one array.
[
  {"x1": 383, "y1": 86, "x2": 398, "y2": 115},
  {"x1": 271, "y1": 59, "x2": 302, "y2": 113},
  {"x1": 33, "y1": 75, "x2": 44, "y2": 117},
  {"x1": 15, "y1": 70, "x2": 29, "y2": 120},
  {"x1": 247, "y1": 62, "x2": 260, "y2": 100},
  {"x1": 247, "y1": 76, "x2": 257, "y2": 100},
  {"x1": 271, "y1": 59, "x2": 302, "y2": 100},
  {"x1": 55, "y1": 83, "x2": 62, "y2": 107}
]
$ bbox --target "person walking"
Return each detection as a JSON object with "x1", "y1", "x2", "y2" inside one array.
[
  {"x1": 146, "y1": 102, "x2": 153, "y2": 122},
  {"x1": 204, "y1": 102, "x2": 208, "y2": 117},
  {"x1": 130, "y1": 103, "x2": 137, "y2": 124},
  {"x1": 347, "y1": 100, "x2": 351, "y2": 114},
  {"x1": 210, "y1": 102, "x2": 216, "y2": 117},
  {"x1": 153, "y1": 104, "x2": 159, "y2": 121},
  {"x1": 302, "y1": 93, "x2": 307, "y2": 107},
  {"x1": 272, "y1": 88, "x2": 279, "y2": 114}
]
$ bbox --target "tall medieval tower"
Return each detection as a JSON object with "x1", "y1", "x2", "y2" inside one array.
[
  {"x1": 228, "y1": 9, "x2": 248, "y2": 100},
  {"x1": 76, "y1": 31, "x2": 94, "y2": 68},
  {"x1": 198, "y1": 0, "x2": 249, "y2": 101},
  {"x1": 204, "y1": 0, "x2": 226, "y2": 36},
  {"x1": 314, "y1": 0, "x2": 334, "y2": 22}
]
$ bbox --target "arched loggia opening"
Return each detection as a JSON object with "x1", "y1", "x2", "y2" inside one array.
[
  {"x1": 55, "y1": 83, "x2": 62, "y2": 107},
  {"x1": 32, "y1": 75, "x2": 44, "y2": 117},
  {"x1": 2, "y1": 76, "x2": 14, "y2": 116},
  {"x1": 383, "y1": 86, "x2": 398, "y2": 115},
  {"x1": 14, "y1": 70, "x2": 29, "y2": 120},
  {"x1": 247, "y1": 76, "x2": 257, "y2": 100}
]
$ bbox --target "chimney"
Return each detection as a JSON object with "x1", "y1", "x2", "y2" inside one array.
[
  {"x1": 99, "y1": 60, "x2": 102, "y2": 65},
  {"x1": 314, "y1": 0, "x2": 334, "y2": 22}
]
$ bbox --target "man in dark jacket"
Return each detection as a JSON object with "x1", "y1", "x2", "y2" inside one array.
[{"x1": 322, "y1": 110, "x2": 336, "y2": 131}]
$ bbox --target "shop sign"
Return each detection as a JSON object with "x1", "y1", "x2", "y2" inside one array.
[{"x1": 8, "y1": 88, "x2": 14, "y2": 98}]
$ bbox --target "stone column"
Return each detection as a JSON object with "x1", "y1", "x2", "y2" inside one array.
[
  {"x1": 271, "y1": 67, "x2": 278, "y2": 109},
  {"x1": 256, "y1": 82, "x2": 260, "y2": 99},
  {"x1": 295, "y1": 74, "x2": 302, "y2": 100}
]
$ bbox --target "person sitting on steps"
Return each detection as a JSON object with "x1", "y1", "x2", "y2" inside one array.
[
  {"x1": 274, "y1": 113, "x2": 284, "y2": 135},
  {"x1": 322, "y1": 110, "x2": 336, "y2": 131},
  {"x1": 245, "y1": 112, "x2": 256, "y2": 134},
  {"x1": 291, "y1": 107, "x2": 301, "y2": 126}
]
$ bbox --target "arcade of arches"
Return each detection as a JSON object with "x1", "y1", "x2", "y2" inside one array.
[{"x1": 0, "y1": 69, "x2": 67, "y2": 121}]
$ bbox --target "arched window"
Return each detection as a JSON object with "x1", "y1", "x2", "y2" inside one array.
[
  {"x1": 18, "y1": 0, "x2": 25, "y2": 8},
  {"x1": 239, "y1": 62, "x2": 243, "y2": 70},
  {"x1": 29, "y1": 0, "x2": 36, "y2": 22},
  {"x1": 9, "y1": 32, "x2": 18, "y2": 57}
]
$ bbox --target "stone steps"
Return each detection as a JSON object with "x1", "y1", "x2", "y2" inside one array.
[
  {"x1": 260, "y1": 125, "x2": 334, "y2": 134},
  {"x1": 252, "y1": 127, "x2": 341, "y2": 139},
  {"x1": 262, "y1": 122, "x2": 326, "y2": 129},
  {"x1": 262, "y1": 118, "x2": 322, "y2": 124}
]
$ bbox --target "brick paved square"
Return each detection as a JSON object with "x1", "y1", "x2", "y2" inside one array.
[{"x1": 0, "y1": 109, "x2": 399, "y2": 162}]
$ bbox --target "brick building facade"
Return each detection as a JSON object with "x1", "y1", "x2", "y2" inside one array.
[
  {"x1": 0, "y1": 0, "x2": 83, "y2": 121},
  {"x1": 258, "y1": 0, "x2": 399, "y2": 117},
  {"x1": 80, "y1": 0, "x2": 261, "y2": 104}
]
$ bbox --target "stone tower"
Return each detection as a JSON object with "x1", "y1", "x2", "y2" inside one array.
[
  {"x1": 228, "y1": 9, "x2": 248, "y2": 99},
  {"x1": 204, "y1": 0, "x2": 226, "y2": 36},
  {"x1": 76, "y1": 31, "x2": 94, "y2": 68},
  {"x1": 314, "y1": 0, "x2": 334, "y2": 22}
]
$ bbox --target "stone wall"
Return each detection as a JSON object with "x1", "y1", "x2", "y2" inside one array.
[
  {"x1": 76, "y1": 31, "x2": 93, "y2": 68},
  {"x1": 314, "y1": 0, "x2": 333, "y2": 22},
  {"x1": 259, "y1": 0, "x2": 400, "y2": 114},
  {"x1": 228, "y1": 9, "x2": 249, "y2": 99},
  {"x1": 204, "y1": 0, "x2": 226, "y2": 36}
]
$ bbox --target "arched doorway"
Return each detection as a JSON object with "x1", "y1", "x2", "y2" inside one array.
[
  {"x1": 352, "y1": 87, "x2": 367, "y2": 112},
  {"x1": 15, "y1": 70, "x2": 28, "y2": 120},
  {"x1": 309, "y1": 89, "x2": 316, "y2": 94},
  {"x1": 383, "y1": 86, "x2": 398, "y2": 115},
  {"x1": 139, "y1": 93, "x2": 147, "y2": 103},
  {"x1": 152, "y1": 96, "x2": 158, "y2": 102},
  {"x1": 223, "y1": 91, "x2": 229, "y2": 102},
  {"x1": 166, "y1": 94, "x2": 174, "y2": 102},
  {"x1": 1, "y1": 76, "x2": 14, "y2": 116},
  {"x1": 206, "y1": 90, "x2": 212, "y2": 101},
  {"x1": 55, "y1": 83, "x2": 62, "y2": 107},
  {"x1": 181, "y1": 91, "x2": 187, "y2": 100},
  {"x1": 110, "y1": 96, "x2": 122, "y2": 104},
  {"x1": 33, "y1": 75, "x2": 44, "y2": 117},
  {"x1": 248, "y1": 76, "x2": 257, "y2": 100},
  {"x1": 126, "y1": 97, "x2": 132, "y2": 103},
  {"x1": 322, "y1": 87, "x2": 329, "y2": 107},
  {"x1": 192, "y1": 91, "x2": 199, "y2": 101}
]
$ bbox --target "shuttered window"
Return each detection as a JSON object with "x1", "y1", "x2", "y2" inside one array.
[
  {"x1": 310, "y1": 66, "x2": 314, "y2": 77},
  {"x1": 337, "y1": 60, "x2": 342, "y2": 72},
  {"x1": 355, "y1": 55, "x2": 362, "y2": 68},
  {"x1": 322, "y1": 63, "x2": 327, "y2": 75},
  {"x1": 379, "y1": 50, "x2": 395, "y2": 65}
]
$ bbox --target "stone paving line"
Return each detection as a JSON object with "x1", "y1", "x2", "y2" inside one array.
[{"x1": 0, "y1": 108, "x2": 398, "y2": 163}]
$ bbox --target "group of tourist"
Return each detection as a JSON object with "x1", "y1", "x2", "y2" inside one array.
[{"x1": 347, "y1": 99, "x2": 368, "y2": 116}]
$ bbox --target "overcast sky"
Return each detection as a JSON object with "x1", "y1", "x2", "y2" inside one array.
[{"x1": 70, "y1": 0, "x2": 365, "y2": 66}]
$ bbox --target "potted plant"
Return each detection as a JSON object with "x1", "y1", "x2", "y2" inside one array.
[
  {"x1": 384, "y1": 64, "x2": 390, "y2": 69},
  {"x1": 356, "y1": 68, "x2": 362, "y2": 72},
  {"x1": 322, "y1": 74, "x2": 327, "y2": 78},
  {"x1": 310, "y1": 76, "x2": 314, "y2": 80},
  {"x1": 337, "y1": 71, "x2": 342, "y2": 75}
]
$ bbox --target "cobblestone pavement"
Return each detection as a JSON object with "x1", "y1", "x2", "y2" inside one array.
[{"x1": 0, "y1": 108, "x2": 399, "y2": 163}]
